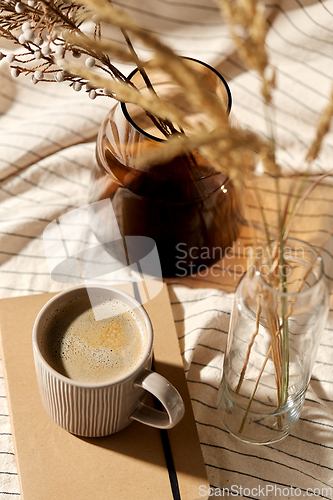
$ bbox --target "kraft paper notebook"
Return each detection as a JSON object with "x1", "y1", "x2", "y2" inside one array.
[{"x1": 0, "y1": 281, "x2": 209, "y2": 500}]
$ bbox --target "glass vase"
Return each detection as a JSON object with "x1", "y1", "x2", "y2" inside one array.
[
  {"x1": 90, "y1": 58, "x2": 243, "y2": 277},
  {"x1": 217, "y1": 238, "x2": 329, "y2": 445}
]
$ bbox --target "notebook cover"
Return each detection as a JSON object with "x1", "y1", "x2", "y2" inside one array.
[{"x1": 0, "y1": 281, "x2": 209, "y2": 500}]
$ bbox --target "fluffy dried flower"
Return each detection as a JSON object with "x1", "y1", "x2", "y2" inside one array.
[
  {"x1": 59, "y1": 59, "x2": 190, "y2": 129},
  {"x1": 306, "y1": 84, "x2": 333, "y2": 163},
  {"x1": 216, "y1": 0, "x2": 273, "y2": 104}
]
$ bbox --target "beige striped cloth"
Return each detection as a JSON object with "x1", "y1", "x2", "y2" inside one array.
[{"x1": 0, "y1": 0, "x2": 333, "y2": 498}]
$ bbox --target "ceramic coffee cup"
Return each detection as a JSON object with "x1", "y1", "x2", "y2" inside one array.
[{"x1": 32, "y1": 285, "x2": 185, "y2": 437}]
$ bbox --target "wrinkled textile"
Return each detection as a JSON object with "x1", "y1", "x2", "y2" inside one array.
[{"x1": 0, "y1": 0, "x2": 333, "y2": 498}]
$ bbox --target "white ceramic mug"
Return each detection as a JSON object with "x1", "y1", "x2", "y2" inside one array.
[{"x1": 32, "y1": 285, "x2": 185, "y2": 437}]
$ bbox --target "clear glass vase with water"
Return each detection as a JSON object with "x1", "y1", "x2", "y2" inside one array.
[{"x1": 218, "y1": 238, "x2": 329, "y2": 445}]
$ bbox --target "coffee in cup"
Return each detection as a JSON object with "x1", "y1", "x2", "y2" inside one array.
[
  {"x1": 40, "y1": 293, "x2": 146, "y2": 384},
  {"x1": 33, "y1": 285, "x2": 185, "y2": 437}
]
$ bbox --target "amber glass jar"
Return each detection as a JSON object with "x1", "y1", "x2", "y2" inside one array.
[{"x1": 90, "y1": 58, "x2": 242, "y2": 277}]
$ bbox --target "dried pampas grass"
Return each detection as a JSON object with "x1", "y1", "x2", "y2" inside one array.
[{"x1": 1, "y1": 0, "x2": 332, "y2": 229}]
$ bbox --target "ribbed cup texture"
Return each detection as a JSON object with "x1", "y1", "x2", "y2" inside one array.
[{"x1": 35, "y1": 355, "x2": 122, "y2": 437}]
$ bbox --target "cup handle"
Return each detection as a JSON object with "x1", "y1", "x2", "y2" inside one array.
[{"x1": 130, "y1": 369, "x2": 185, "y2": 429}]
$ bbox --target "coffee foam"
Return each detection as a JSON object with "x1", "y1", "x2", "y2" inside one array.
[{"x1": 41, "y1": 294, "x2": 147, "y2": 384}]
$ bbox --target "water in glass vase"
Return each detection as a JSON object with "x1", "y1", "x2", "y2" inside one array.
[{"x1": 217, "y1": 239, "x2": 329, "y2": 444}]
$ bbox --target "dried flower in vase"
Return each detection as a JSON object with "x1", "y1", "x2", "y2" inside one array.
[
  {"x1": 0, "y1": 0, "x2": 139, "y2": 97},
  {"x1": 0, "y1": 0, "x2": 266, "y2": 185}
]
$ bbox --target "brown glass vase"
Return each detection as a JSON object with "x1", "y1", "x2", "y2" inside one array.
[{"x1": 90, "y1": 58, "x2": 242, "y2": 277}]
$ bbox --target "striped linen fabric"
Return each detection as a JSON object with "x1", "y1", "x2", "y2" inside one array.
[{"x1": 0, "y1": 0, "x2": 333, "y2": 498}]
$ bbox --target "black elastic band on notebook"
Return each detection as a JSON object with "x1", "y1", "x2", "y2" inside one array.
[
  {"x1": 152, "y1": 359, "x2": 181, "y2": 500},
  {"x1": 132, "y1": 282, "x2": 181, "y2": 500}
]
